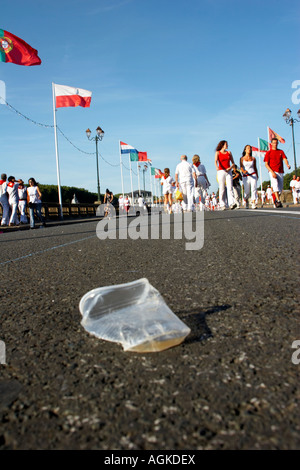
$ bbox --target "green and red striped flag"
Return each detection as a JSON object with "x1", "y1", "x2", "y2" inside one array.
[
  {"x1": 130, "y1": 151, "x2": 139, "y2": 162},
  {"x1": 0, "y1": 29, "x2": 41, "y2": 66}
]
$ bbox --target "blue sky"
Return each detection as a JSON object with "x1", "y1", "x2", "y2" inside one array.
[{"x1": 1, "y1": 0, "x2": 299, "y2": 198}]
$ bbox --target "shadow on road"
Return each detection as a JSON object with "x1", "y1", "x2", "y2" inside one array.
[{"x1": 181, "y1": 304, "x2": 231, "y2": 344}]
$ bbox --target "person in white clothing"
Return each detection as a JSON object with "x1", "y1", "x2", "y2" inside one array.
[
  {"x1": 0, "y1": 173, "x2": 10, "y2": 226},
  {"x1": 240, "y1": 145, "x2": 258, "y2": 209},
  {"x1": 18, "y1": 180, "x2": 28, "y2": 224},
  {"x1": 296, "y1": 176, "x2": 300, "y2": 203},
  {"x1": 27, "y1": 177, "x2": 46, "y2": 229},
  {"x1": 266, "y1": 185, "x2": 272, "y2": 204},
  {"x1": 161, "y1": 168, "x2": 175, "y2": 214},
  {"x1": 175, "y1": 155, "x2": 195, "y2": 211},
  {"x1": 290, "y1": 175, "x2": 298, "y2": 204},
  {"x1": 192, "y1": 154, "x2": 210, "y2": 209},
  {"x1": 6, "y1": 176, "x2": 21, "y2": 226}
]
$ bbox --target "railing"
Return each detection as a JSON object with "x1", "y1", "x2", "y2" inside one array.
[{"x1": 0, "y1": 202, "x2": 100, "y2": 220}]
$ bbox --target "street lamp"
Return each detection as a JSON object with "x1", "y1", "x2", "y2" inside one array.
[
  {"x1": 85, "y1": 127, "x2": 105, "y2": 202},
  {"x1": 283, "y1": 108, "x2": 300, "y2": 176}
]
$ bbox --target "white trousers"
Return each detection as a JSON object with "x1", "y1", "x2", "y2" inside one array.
[
  {"x1": 243, "y1": 175, "x2": 258, "y2": 202},
  {"x1": 269, "y1": 172, "x2": 284, "y2": 194},
  {"x1": 180, "y1": 181, "x2": 194, "y2": 211},
  {"x1": 18, "y1": 200, "x2": 28, "y2": 223},
  {"x1": 0, "y1": 199, "x2": 10, "y2": 225},
  {"x1": 9, "y1": 202, "x2": 19, "y2": 225},
  {"x1": 217, "y1": 170, "x2": 235, "y2": 207}
]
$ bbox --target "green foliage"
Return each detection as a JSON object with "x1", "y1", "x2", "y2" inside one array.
[{"x1": 38, "y1": 184, "x2": 99, "y2": 204}]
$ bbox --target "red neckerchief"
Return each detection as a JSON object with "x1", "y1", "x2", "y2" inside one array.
[
  {"x1": 7, "y1": 182, "x2": 14, "y2": 187},
  {"x1": 194, "y1": 162, "x2": 200, "y2": 167},
  {"x1": 0, "y1": 180, "x2": 6, "y2": 185}
]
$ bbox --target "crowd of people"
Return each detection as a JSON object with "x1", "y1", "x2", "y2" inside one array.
[
  {"x1": 0, "y1": 174, "x2": 46, "y2": 229},
  {"x1": 1, "y1": 138, "x2": 296, "y2": 227}
]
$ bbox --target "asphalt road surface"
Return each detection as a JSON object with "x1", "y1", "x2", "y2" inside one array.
[{"x1": 0, "y1": 207, "x2": 299, "y2": 450}]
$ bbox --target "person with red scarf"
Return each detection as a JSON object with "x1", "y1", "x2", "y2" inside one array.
[{"x1": 7, "y1": 175, "x2": 21, "y2": 226}]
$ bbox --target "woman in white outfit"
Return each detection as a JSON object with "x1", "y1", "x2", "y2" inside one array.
[
  {"x1": 240, "y1": 145, "x2": 258, "y2": 209},
  {"x1": 192, "y1": 154, "x2": 210, "y2": 210},
  {"x1": 27, "y1": 178, "x2": 46, "y2": 229},
  {"x1": 161, "y1": 168, "x2": 175, "y2": 214}
]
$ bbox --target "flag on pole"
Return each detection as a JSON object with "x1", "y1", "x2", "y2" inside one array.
[
  {"x1": 252, "y1": 146, "x2": 267, "y2": 158},
  {"x1": 147, "y1": 159, "x2": 152, "y2": 165},
  {"x1": 120, "y1": 141, "x2": 138, "y2": 154},
  {"x1": 258, "y1": 138, "x2": 269, "y2": 151},
  {"x1": 268, "y1": 127, "x2": 285, "y2": 144},
  {"x1": 54, "y1": 84, "x2": 92, "y2": 108},
  {"x1": 151, "y1": 168, "x2": 163, "y2": 178},
  {"x1": 0, "y1": 29, "x2": 41, "y2": 66},
  {"x1": 138, "y1": 151, "x2": 148, "y2": 162},
  {"x1": 130, "y1": 151, "x2": 139, "y2": 162}
]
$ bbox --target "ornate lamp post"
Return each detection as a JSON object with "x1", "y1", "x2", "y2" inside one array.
[
  {"x1": 86, "y1": 126, "x2": 105, "y2": 202},
  {"x1": 283, "y1": 108, "x2": 300, "y2": 176}
]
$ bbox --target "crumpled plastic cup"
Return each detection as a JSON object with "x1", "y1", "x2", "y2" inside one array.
[{"x1": 79, "y1": 278, "x2": 191, "y2": 352}]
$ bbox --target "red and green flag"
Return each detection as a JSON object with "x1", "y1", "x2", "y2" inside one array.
[{"x1": 0, "y1": 29, "x2": 41, "y2": 66}]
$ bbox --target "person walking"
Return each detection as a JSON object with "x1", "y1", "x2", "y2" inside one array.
[
  {"x1": 175, "y1": 155, "x2": 195, "y2": 211},
  {"x1": 192, "y1": 154, "x2": 210, "y2": 209},
  {"x1": 0, "y1": 173, "x2": 10, "y2": 227},
  {"x1": 290, "y1": 175, "x2": 298, "y2": 205},
  {"x1": 6, "y1": 176, "x2": 20, "y2": 226},
  {"x1": 18, "y1": 179, "x2": 28, "y2": 224},
  {"x1": 214, "y1": 140, "x2": 236, "y2": 210},
  {"x1": 232, "y1": 164, "x2": 242, "y2": 209},
  {"x1": 27, "y1": 178, "x2": 46, "y2": 229},
  {"x1": 240, "y1": 145, "x2": 258, "y2": 209},
  {"x1": 161, "y1": 168, "x2": 175, "y2": 214},
  {"x1": 264, "y1": 138, "x2": 291, "y2": 208}
]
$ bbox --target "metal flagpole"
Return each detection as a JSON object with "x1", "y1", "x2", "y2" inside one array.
[
  {"x1": 129, "y1": 154, "x2": 134, "y2": 206},
  {"x1": 149, "y1": 168, "x2": 153, "y2": 206},
  {"x1": 52, "y1": 82, "x2": 63, "y2": 220},
  {"x1": 119, "y1": 141, "x2": 125, "y2": 198},
  {"x1": 258, "y1": 138, "x2": 263, "y2": 192},
  {"x1": 137, "y1": 161, "x2": 141, "y2": 196}
]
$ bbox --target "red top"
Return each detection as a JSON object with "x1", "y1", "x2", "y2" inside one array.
[
  {"x1": 264, "y1": 149, "x2": 286, "y2": 173},
  {"x1": 217, "y1": 151, "x2": 231, "y2": 170}
]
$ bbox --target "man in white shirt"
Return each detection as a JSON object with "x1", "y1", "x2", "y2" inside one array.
[
  {"x1": 175, "y1": 155, "x2": 195, "y2": 211},
  {"x1": 266, "y1": 185, "x2": 272, "y2": 204},
  {"x1": 295, "y1": 176, "x2": 300, "y2": 204}
]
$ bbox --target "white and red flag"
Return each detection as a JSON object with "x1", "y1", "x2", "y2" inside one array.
[{"x1": 54, "y1": 83, "x2": 92, "y2": 108}]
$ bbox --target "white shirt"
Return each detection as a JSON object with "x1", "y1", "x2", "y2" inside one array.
[
  {"x1": 161, "y1": 175, "x2": 174, "y2": 194},
  {"x1": 6, "y1": 182, "x2": 19, "y2": 204},
  {"x1": 0, "y1": 180, "x2": 8, "y2": 201},
  {"x1": 193, "y1": 163, "x2": 207, "y2": 177},
  {"x1": 138, "y1": 196, "x2": 145, "y2": 207},
  {"x1": 290, "y1": 179, "x2": 297, "y2": 192},
  {"x1": 27, "y1": 186, "x2": 41, "y2": 204},
  {"x1": 175, "y1": 160, "x2": 194, "y2": 184}
]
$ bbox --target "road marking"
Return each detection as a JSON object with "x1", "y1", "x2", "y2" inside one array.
[
  {"x1": 238, "y1": 209, "x2": 300, "y2": 218},
  {"x1": 0, "y1": 234, "x2": 96, "y2": 266}
]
